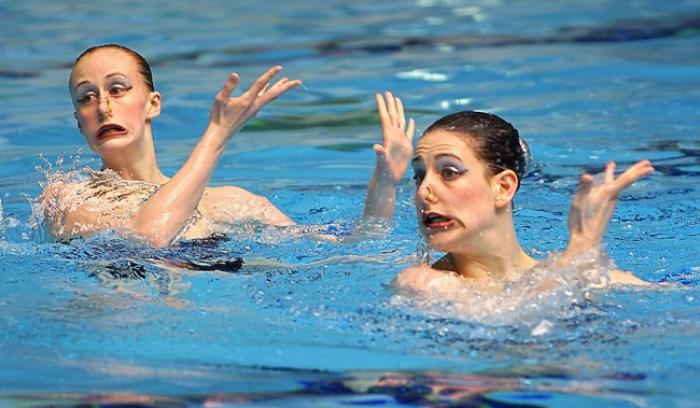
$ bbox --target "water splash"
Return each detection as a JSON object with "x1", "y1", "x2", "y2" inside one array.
[
  {"x1": 391, "y1": 248, "x2": 623, "y2": 327},
  {"x1": 416, "y1": 238, "x2": 431, "y2": 264}
]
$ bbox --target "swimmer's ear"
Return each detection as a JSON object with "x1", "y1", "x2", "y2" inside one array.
[
  {"x1": 492, "y1": 169, "x2": 518, "y2": 209},
  {"x1": 146, "y1": 91, "x2": 162, "y2": 120}
]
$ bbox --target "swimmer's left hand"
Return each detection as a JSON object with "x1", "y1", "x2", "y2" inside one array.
[
  {"x1": 565, "y1": 160, "x2": 654, "y2": 257},
  {"x1": 207, "y1": 66, "x2": 302, "y2": 140}
]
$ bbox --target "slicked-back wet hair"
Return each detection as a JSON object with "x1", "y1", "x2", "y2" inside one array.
[
  {"x1": 422, "y1": 111, "x2": 530, "y2": 190},
  {"x1": 73, "y1": 44, "x2": 155, "y2": 91}
]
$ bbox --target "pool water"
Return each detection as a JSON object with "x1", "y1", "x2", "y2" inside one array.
[{"x1": 1, "y1": 0, "x2": 699, "y2": 406}]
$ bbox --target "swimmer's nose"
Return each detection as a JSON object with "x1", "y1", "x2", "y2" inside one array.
[
  {"x1": 417, "y1": 181, "x2": 437, "y2": 204},
  {"x1": 97, "y1": 96, "x2": 113, "y2": 117}
]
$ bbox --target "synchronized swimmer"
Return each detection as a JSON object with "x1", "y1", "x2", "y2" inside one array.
[
  {"x1": 41, "y1": 44, "x2": 654, "y2": 305},
  {"x1": 42, "y1": 44, "x2": 413, "y2": 246},
  {"x1": 393, "y1": 111, "x2": 653, "y2": 298}
]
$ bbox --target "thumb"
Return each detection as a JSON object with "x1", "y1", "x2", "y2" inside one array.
[
  {"x1": 373, "y1": 144, "x2": 385, "y2": 157},
  {"x1": 576, "y1": 173, "x2": 594, "y2": 195}
]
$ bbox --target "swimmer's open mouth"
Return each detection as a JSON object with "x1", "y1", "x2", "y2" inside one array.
[
  {"x1": 423, "y1": 212, "x2": 455, "y2": 229},
  {"x1": 97, "y1": 124, "x2": 127, "y2": 140}
]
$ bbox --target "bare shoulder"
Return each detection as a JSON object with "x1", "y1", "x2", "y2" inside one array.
[
  {"x1": 395, "y1": 264, "x2": 461, "y2": 295},
  {"x1": 395, "y1": 265, "x2": 433, "y2": 288},
  {"x1": 202, "y1": 185, "x2": 273, "y2": 210},
  {"x1": 201, "y1": 185, "x2": 294, "y2": 226},
  {"x1": 41, "y1": 178, "x2": 73, "y2": 202},
  {"x1": 40, "y1": 178, "x2": 91, "y2": 213},
  {"x1": 204, "y1": 185, "x2": 257, "y2": 200},
  {"x1": 40, "y1": 179, "x2": 118, "y2": 239}
]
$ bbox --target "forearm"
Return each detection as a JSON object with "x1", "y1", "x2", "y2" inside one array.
[
  {"x1": 363, "y1": 165, "x2": 398, "y2": 221},
  {"x1": 364, "y1": 91, "x2": 414, "y2": 223},
  {"x1": 128, "y1": 128, "x2": 226, "y2": 246}
]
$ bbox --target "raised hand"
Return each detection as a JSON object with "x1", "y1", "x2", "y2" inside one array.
[
  {"x1": 125, "y1": 67, "x2": 300, "y2": 247},
  {"x1": 362, "y1": 92, "x2": 416, "y2": 222},
  {"x1": 373, "y1": 91, "x2": 415, "y2": 183},
  {"x1": 208, "y1": 66, "x2": 302, "y2": 139},
  {"x1": 565, "y1": 160, "x2": 654, "y2": 256}
]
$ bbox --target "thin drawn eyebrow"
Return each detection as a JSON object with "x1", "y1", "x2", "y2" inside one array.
[
  {"x1": 73, "y1": 80, "x2": 93, "y2": 89},
  {"x1": 73, "y1": 72, "x2": 129, "y2": 90},
  {"x1": 412, "y1": 153, "x2": 462, "y2": 164},
  {"x1": 433, "y1": 153, "x2": 462, "y2": 161}
]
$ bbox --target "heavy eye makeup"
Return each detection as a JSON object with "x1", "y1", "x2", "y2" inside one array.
[
  {"x1": 74, "y1": 84, "x2": 98, "y2": 105},
  {"x1": 106, "y1": 77, "x2": 133, "y2": 97},
  {"x1": 73, "y1": 77, "x2": 133, "y2": 105},
  {"x1": 411, "y1": 155, "x2": 467, "y2": 184},
  {"x1": 434, "y1": 156, "x2": 466, "y2": 181}
]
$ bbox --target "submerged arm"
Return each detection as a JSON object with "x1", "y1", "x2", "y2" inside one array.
[
  {"x1": 363, "y1": 92, "x2": 415, "y2": 222},
  {"x1": 129, "y1": 66, "x2": 301, "y2": 246}
]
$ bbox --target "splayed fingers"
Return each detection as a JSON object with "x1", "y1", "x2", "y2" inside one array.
[
  {"x1": 260, "y1": 76, "x2": 301, "y2": 106},
  {"x1": 374, "y1": 91, "x2": 415, "y2": 183},
  {"x1": 606, "y1": 160, "x2": 654, "y2": 195},
  {"x1": 208, "y1": 66, "x2": 301, "y2": 138},
  {"x1": 247, "y1": 66, "x2": 301, "y2": 107},
  {"x1": 212, "y1": 72, "x2": 240, "y2": 109},
  {"x1": 567, "y1": 160, "x2": 654, "y2": 252},
  {"x1": 376, "y1": 92, "x2": 414, "y2": 138}
]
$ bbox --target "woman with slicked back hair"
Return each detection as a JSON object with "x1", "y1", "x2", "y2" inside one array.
[
  {"x1": 391, "y1": 109, "x2": 654, "y2": 298},
  {"x1": 41, "y1": 44, "x2": 414, "y2": 247}
]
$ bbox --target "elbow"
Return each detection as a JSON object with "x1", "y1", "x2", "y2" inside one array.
[
  {"x1": 131, "y1": 227, "x2": 175, "y2": 248},
  {"x1": 144, "y1": 234, "x2": 173, "y2": 248},
  {"x1": 127, "y1": 219, "x2": 177, "y2": 248}
]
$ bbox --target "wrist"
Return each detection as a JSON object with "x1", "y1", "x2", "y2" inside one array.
[
  {"x1": 373, "y1": 171, "x2": 399, "y2": 189},
  {"x1": 204, "y1": 123, "x2": 233, "y2": 140},
  {"x1": 564, "y1": 238, "x2": 601, "y2": 259},
  {"x1": 198, "y1": 127, "x2": 230, "y2": 156},
  {"x1": 373, "y1": 163, "x2": 401, "y2": 186}
]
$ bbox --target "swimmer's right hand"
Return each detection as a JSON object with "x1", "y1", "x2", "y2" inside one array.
[
  {"x1": 374, "y1": 91, "x2": 415, "y2": 184},
  {"x1": 361, "y1": 92, "x2": 415, "y2": 221},
  {"x1": 207, "y1": 66, "x2": 302, "y2": 139}
]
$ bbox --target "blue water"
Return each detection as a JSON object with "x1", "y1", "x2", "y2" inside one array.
[{"x1": 1, "y1": 0, "x2": 700, "y2": 406}]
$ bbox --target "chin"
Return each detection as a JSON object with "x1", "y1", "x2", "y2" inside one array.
[
  {"x1": 91, "y1": 135, "x2": 135, "y2": 153},
  {"x1": 424, "y1": 230, "x2": 461, "y2": 253}
]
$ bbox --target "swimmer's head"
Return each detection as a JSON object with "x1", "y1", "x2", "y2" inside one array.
[
  {"x1": 421, "y1": 111, "x2": 531, "y2": 190},
  {"x1": 69, "y1": 44, "x2": 162, "y2": 157},
  {"x1": 72, "y1": 44, "x2": 155, "y2": 92}
]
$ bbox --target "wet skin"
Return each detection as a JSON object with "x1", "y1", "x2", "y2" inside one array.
[
  {"x1": 70, "y1": 48, "x2": 162, "y2": 164},
  {"x1": 412, "y1": 130, "x2": 504, "y2": 256}
]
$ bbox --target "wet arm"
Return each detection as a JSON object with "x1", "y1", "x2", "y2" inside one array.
[
  {"x1": 129, "y1": 67, "x2": 301, "y2": 246},
  {"x1": 559, "y1": 160, "x2": 654, "y2": 285},
  {"x1": 363, "y1": 92, "x2": 415, "y2": 222}
]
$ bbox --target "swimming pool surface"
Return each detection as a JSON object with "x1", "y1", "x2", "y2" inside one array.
[{"x1": 1, "y1": 0, "x2": 699, "y2": 406}]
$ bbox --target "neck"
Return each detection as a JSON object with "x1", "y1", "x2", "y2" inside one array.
[
  {"x1": 449, "y1": 245, "x2": 536, "y2": 283},
  {"x1": 443, "y1": 215, "x2": 537, "y2": 283},
  {"x1": 100, "y1": 126, "x2": 168, "y2": 184}
]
